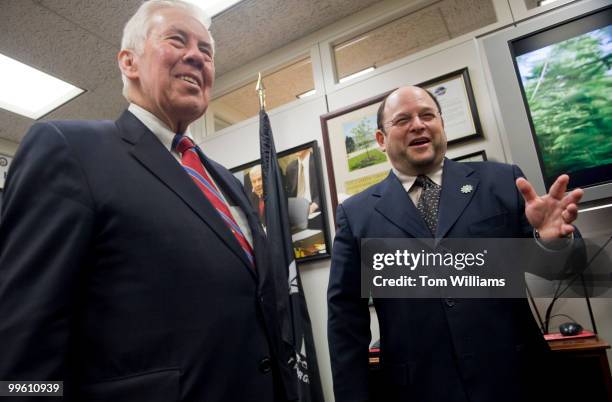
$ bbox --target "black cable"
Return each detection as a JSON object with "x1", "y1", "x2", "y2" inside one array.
[
  {"x1": 526, "y1": 283, "x2": 545, "y2": 333},
  {"x1": 544, "y1": 274, "x2": 565, "y2": 334},
  {"x1": 581, "y1": 272, "x2": 599, "y2": 334},
  {"x1": 548, "y1": 313, "x2": 577, "y2": 323},
  {"x1": 554, "y1": 235, "x2": 611, "y2": 299},
  {"x1": 543, "y1": 234, "x2": 612, "y2": 333}
]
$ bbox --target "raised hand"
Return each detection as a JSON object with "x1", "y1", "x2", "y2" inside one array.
[{"x1": 515, "y1": 174, "x2": 583, "y2": 240}]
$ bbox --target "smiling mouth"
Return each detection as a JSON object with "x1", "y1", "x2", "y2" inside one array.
[
  {"x1": 409, "y1": 137, "x2": 430, "y2": 147},
  {"x1": 177, "y1": 75, "x2": 201, "y2": 87}
]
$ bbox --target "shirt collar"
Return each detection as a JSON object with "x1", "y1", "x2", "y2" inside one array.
[
  {"x1": 392, "y1": 159, "x2": 444, "y2": 192},
  {"x1": 128, "y1": 103, "x2": 193, "y2": 153},
  {"x1": 299, "y1": 152, "x2": 310, "y2": 166}
]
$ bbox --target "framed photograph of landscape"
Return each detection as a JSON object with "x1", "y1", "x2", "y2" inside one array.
[
  {"x1": 320, "y1": 68, "x2": 483, "y2": 215},
  {"x1": 320, "y1": 91, "x2": 393, "y2": 216},
  {"x1": 230, "y1": 141, "x2": 331, "y2": 264}
]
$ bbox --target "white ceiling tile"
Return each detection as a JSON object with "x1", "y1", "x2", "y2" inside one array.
[{"x1": 0, "y1": 0, "x2": 117, "y2": 92}]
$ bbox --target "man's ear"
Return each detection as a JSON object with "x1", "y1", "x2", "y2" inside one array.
[
  {"x1": 118, "y1": 49, "x2": 138, "y2": 80},
  {"x1": 375, "y1": 129, "x2": 386, "y2": 152}
]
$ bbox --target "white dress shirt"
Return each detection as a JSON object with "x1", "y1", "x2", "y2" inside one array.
[
  {"x1": 128, "y1": 103, "x2": 254, "y2": 247},
  {"x1": 297, "y1": 152, "x2": 312, "y2": 203},
  {"x1": 392, "y1": 160, "x2": 444, "y2": 206}
]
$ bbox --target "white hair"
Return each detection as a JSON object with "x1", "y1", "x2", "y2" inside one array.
[
  {"x1": 120, "y1": 0, "x2": 214, "y2": 100},
  {"x1": 249, "y1": 164, "x2": 262, "y2": 177}
]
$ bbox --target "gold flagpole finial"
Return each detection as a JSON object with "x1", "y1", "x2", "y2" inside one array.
[{"x1": 256, "y1": 72, "x2": 266, "y2": 111}]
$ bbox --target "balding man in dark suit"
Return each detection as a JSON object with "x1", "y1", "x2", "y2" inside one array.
[{"x1": 328, "y1": 86, "x2": 583, "y2": 402}]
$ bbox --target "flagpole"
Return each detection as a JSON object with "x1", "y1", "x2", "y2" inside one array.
[
  {"x1": 256, "y1": 72, "x2": 266, "y2": 111},
  {"x1": 255, "y1": 72, "x2": 324, "y2": 401}
]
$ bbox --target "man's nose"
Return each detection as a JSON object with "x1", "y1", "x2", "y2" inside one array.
[
  {"x1": 183, "y1": 43, "x2": 205, "y2": 69},
  {"x1": 409, "y1": 115, "x2": 426, "y2": 131}
]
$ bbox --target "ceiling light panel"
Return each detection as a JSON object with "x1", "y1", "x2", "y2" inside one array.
[
  {"x1": 183, "y1": 0, "x2": 244, "y2": 17},
  {"x1": 0, "y1": 53, "x2": 84, "y2": 120}
]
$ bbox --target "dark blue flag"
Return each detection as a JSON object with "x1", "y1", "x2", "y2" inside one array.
[{"x1": 259, "y1": 110, "x2": 324, "y2": 402}]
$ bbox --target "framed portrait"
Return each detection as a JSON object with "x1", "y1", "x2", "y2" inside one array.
[
  {"x1": 320, "y1": 67, "x2": 483, "y2": 214},
  {"x1": 452, "y1": 150, "x2": 488, "y2": 163},
  {"x1": 230, "y1": 140, "x2": 331, "y2": 263}
]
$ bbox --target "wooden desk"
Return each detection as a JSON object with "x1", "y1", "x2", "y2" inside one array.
[
  {"x1": 367, "y1": 337, "x2": 612, "y2": 402},
  {"x1": 547, "y1": 336, "x2": 612, "y2": 402}
]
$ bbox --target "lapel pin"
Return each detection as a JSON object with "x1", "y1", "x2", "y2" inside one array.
[{"x1": 460, "y1": 184, "x2": 473, "y2": 194}]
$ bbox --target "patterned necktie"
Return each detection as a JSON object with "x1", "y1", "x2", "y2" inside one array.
[
  {"x1": 414, "y1": 175, "x2": 441, "y2": 235},
  {"x1": 173, "y1": 134, "x2": 254, "y2": 267}
]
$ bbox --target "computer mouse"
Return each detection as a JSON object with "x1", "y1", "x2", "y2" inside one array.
[{"x1": 559, "y1": 322, "x2": 583, "y2": 336}]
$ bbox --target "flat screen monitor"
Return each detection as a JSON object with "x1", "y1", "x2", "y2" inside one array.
[
  {"x1": 482, "y1": 0, "x2": 612, "y2": 203},
  {"x1": 511, "y1": 7, "x2": 611, "y2": 191}
]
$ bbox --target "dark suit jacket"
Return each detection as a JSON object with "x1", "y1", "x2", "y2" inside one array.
[
  {"x1": 0, "y1": 111, "x2": 296, "y2": 402},
  {"x1": 328, "y1": 159, "x2": 551, "y2": 402},
  {"x1": 284, "y1": 156, "x2": 320, "y2": 209}
]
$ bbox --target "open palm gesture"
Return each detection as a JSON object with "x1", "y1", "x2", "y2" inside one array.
[{"x1": 516, "y1": 174, "x2": 583, "y2": 240}]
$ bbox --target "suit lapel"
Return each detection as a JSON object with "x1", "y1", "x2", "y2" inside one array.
[
  {"x1": 436, "y1": 158, "x2": 479, "y2": 238},
  {"x1": 116, "y1": 111, "x2": 257, "y2": 280},
  {"x1": 374, "y1": 172, "x2": 432, "y2": 238},
  {"x1": 199, "y1": 150, "x2": 264, "y2": 274}
]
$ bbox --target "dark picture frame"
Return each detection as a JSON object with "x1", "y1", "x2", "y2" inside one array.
[
  {"x1": 230, "y1": 140, "x2": 331, "y2": 264},
  {"x1": 419, "y1": 68, "x2": 483, "y2": 145},
  {"x1": 320, "y1": 67, "x2": 483, "y2": 215},
  {"x1": 452, "y1": 150, "x2": 488, "y2": 162},
  {"x1": 0, "y1": 153, "x2": 12, "y2": 190}
]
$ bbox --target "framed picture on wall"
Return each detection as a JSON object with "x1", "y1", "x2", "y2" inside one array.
[
  {"x1": 320, "y1": 67, "x2": 483, "y2": 215},
  {"x1": 420, "y1": 68, "x2": 483, "y2": 145},
  {"x1": 452, "y1": 150, "x2": 488, "y2": 162},
  {"x1": 0, "y1": 153, "x2": 13, "y2": 189},
  {"x1": 320, "y1": 90, "x2": 390, "y2": 215},
  {"x1": 230, "y1": 140, "x2": 331, "y2": 263}
]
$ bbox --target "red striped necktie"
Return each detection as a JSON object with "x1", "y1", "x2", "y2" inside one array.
[{"x1": 172, "y1": 134, "x2": 255, "y2": 268}]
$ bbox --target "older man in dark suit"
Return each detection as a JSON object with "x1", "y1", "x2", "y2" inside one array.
[
  {"x1": 0, "y1": 1, "x2": 295, "y2": 401},
  {"x1": 284, "y1": 148, "x2": 321, "y2": 215},
  {"x1": 247, "y1": 164, "x2": 266, "y2": 226},
  {"x1": 327, "y1": 85, "x2": 583, "y2": 402}
]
